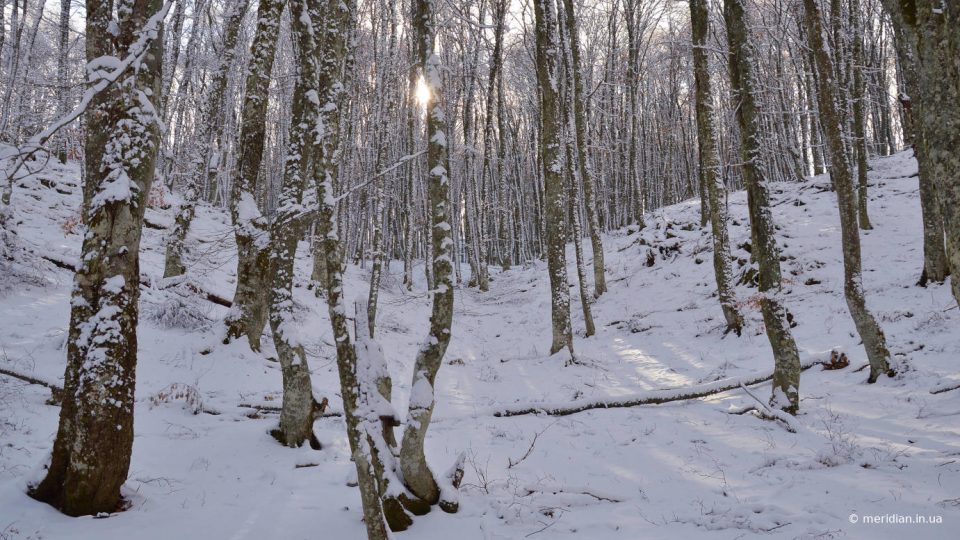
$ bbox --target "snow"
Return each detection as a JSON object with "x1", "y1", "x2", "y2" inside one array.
[{"x1": 0, "y1": 148, "x2": 958, "y2": 538}]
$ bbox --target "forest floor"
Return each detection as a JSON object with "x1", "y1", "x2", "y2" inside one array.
[{"x1": 0, "y1": 148, "x2": 958, "y2": 539}]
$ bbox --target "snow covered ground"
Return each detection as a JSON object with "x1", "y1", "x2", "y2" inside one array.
[{"x1": 0, "y1": 148, "x2": 957, "y2": 539}]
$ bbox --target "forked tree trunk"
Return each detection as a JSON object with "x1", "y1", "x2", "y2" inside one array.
[
  {"x1": 398, "y1": 0, "x2": 456, "y2": 506},
  {"x1": 689, "y1": 0, "x2": 743, "y2": 336},
  {"x1": 804, "y1": 0, "x2": 894, "y2": 383},
  {"x1": 724, "y1": 0, "x2": 801, "y2": 413},
  {"x1": 30, "y1": 0, "x2": 167, "y2": 516}
]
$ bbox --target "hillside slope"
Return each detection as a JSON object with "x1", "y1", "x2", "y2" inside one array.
[{"x1": 0, "y1": 148, "x2": 957, "y2": 539}]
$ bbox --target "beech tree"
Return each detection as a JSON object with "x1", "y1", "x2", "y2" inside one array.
[
  {"x1": 224, "y1": 0, "x2": 285, "y2": 350},
  {"x1": 535, "y1": 0, "x2": 573, "y2": 357},
  {"x1": 689, "y1": 0, "x2": 743, "y2": 335},
  {"x1": 724, "y1": 0, "x2": 801, "y2": 413},
  {"x1": 29, "y1": 0, "x2": 168, "y2": 516},
  {"x1": 803, "y1": 0, "x2": 894, "y2": 383}
]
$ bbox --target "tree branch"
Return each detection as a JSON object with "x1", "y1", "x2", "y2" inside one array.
[{"x1": 493, "y1": 357, "x2": 826, "y2": 418}]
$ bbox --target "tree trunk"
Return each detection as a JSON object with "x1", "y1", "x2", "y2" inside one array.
[
  {"x1": 225, "y1": 0, "x2": 285, "y2": 351},
  {"x1": 399, "y1": 0, "x2": 456, "y2": 506},
  {"x1": 804, "y1": 0, "x2": 894, "y2": 383},
  {"x1": 912, "y1": 0, "x2": 960, "y2": 306},
  {"x1": 885, "y1": 2, "x2": 949, "y2": 284},
  {"x1": 724, "y1": 0, "x2": 801, "y2": 413},
  {"x1": 849, "y1": 0, "x2": 872, "y2": 230},
  {"x1": 55, "y1": 0, "x2": 71, "y2": 163},
  {"x1": 560, "y1": 0, "x2": 606, "y2": 296},
  {"x1": 30, "y1": 0, "x2": 167, "y2": 516},
  {"x1": 266, "y1": 0, "x2": 319, "y2": 447},
  {"x1": 690, "y1": 0, "x2": 743, "y2": 335},
  {"x1": 534, "y1": 0, "x2": 573, "y2": 357}
]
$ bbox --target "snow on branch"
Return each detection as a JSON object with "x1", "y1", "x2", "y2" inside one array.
[
  {"x1": 492, "y1": 356, "x2": 828, "y2": 418},
  {"x1": 2, "y1": 0, "x2": 176, "y2": 192}
]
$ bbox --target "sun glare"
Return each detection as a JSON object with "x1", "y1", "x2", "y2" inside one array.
[{"x1": 415, "y1": 76, "x2": 431, "y2": 107}]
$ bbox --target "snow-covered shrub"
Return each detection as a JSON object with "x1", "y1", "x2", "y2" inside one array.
[
  {"x1": 141, "y1": 277, "x2": 212, "y2": 330},
  {"x1": 149, "y1": 382, "x2": 204, "y2": 415},
  {"x1": 815, "y1": 408, "x2": 861, "y2": 467}
]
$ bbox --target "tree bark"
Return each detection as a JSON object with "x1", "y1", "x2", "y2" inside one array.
[
  {"x1": 534, "y1": 0, "x2": 573, "y2": 356},
  {"x1": 724, "y1": 0, "x2": 801, "y2": 413},
  {"x1": 309, "y1": 0, "x2": 392, "y2": 535},
  {"x1": 265, "y1": 0, "x2": 320, "y2": 447},
  {"x1": 690, "y1": 0, "x2": 743, "y2": 335},
  {"x1": 884, "y1": 2, "x2": 949, "y2": 284},
  {"x1": 398, "y1": 0, "x2": 456, "y2": 507},
  {"x1": 560, "y1": 0, "x2": 606, "y2": 297},
  {"x1": 804, "y1": 0, "x2": 894, "y2": 383},
  {"x1": 224, "y1": 0, "x2": 285, "y2": 351},
  {"x1": 848, "y1": 0, "x2": 873, "y2": 230},
  {"x1": 30, "y1": 0, "x2": 167, "y2": 516},
  {"x1": 911, "y1": 0, "x2": 960, "y2": 306}
]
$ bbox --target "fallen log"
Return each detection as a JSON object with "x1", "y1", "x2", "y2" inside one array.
[
  {"x1": 493, "y1": 357, "x2": 826, "y2": 418},
  {"x1": 41, "y1": 255, "x2": 231, "y2": 308}
]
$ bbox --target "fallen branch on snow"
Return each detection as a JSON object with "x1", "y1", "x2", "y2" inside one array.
[
  {"x1": 930, "y1": 381, "x2": 960, "y2": 395},
  {"x1": 0, "y1": 365, "x2": 63, "y2": 403},
  {"x1": 238, "y1": 400, "x2": 342, "y2": 418},
  {"x1": 493, "y1": 357, "x2": 826, "y2": 418},
  {"x1": 40, "y1": 255, "x2": 232, "y2": 308}
]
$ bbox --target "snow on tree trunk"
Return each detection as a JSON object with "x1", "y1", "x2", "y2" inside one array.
[
  {"x1": 723, "y1": 0, "x2": 801, "y2": 414},
  {"x1": 689, "y1": 0, "x2": 743, "y2": 336},
  {"x1": 224, "y1": 0, "x2": 284, "y2": 351},
  {"x1": 266, "y1": 0, "x2": 319, "y2": 448},
  {"x1": 534, "y1": 0, "x2": 573, "y2": 357},
  {"x1": 398, "y1": 0, "x2": 457, "y2": 508},
  {"x1": 560, "y1": 0, "x2": 606, "y2": 297},
  {"x1": 30, "y1": 0, "x2": 168, "y2": 516},
  {"x1": 804, "y1": 0, "x2": 894, "y2": 383}
]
